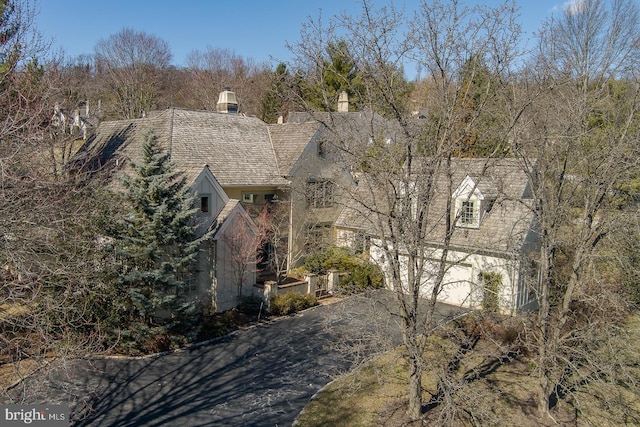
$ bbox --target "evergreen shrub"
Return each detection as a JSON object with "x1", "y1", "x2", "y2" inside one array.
[
  {"x1": 303, "y1": 246, "x2": 384, "y2": 294},
  {"x1": 269, "y1": 292, "x2": 318, "y2": 316}
]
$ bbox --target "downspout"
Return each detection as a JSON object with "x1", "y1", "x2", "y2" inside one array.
[
  {"x1": 510, "y1": 252, "x2": 519, "y2": 316},
  {"x1": 288, "y1": 188, "x2": 294, "y2": 273}
]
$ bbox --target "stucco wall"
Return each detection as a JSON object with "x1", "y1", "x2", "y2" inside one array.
[
  {"x1": 369, "y1": 240, "x2": 526, "y2": 314},
  {"x1": 288, "y1": 146, "x2": 353, "y2": 267},
  {"x1": 215, "y1": 235, "x2": 256, "y2": 312}
]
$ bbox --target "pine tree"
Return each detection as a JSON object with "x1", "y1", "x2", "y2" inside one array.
[
  {"x1": 260, "y1": 62, "x2": 289, "y2": 123},
  {"x1": 115, "y1": 130, "x2": 206, "y2": 327},
  {"x1": 301, "y1": 40, "x2": 365, "y2": 112}
]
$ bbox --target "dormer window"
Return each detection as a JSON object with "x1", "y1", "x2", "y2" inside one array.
[{"x1": 452, "y1": 175, "x2": 497, "y2": 229}]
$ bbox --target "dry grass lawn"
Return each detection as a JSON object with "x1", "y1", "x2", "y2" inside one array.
[{"x1": 296, "y1": 315, "x2": 640, "y2": 427}]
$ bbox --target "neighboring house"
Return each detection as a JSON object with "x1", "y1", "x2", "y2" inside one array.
[
  {"x1": 51, "y1": 100, "x2": 100, "y2": 140},
  {"x1": 335, "y1": 158, "x2": 540, "y2": 315}
]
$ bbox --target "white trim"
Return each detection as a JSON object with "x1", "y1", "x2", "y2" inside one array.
[
  {"x1": 191, "y1": 166, "x2": 229, "y2": 204},
  {"x1": 455, "y1": 197, "x2": 480, "y2": 228},
  {"x1": 452, "y1": 175, "x2": 485, "y2": 200},
  {"x1": 215, "y1": 202, "x2": 259, "y2": 237}
]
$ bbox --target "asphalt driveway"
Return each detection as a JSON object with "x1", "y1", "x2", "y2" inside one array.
[{"x1": 12, "y1": 290, "x2": 463, "y2": 426}]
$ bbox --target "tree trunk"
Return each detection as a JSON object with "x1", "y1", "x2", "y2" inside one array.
[
  {"x1": 536, "y1": 240, "x2": 554, "y2": 416},
  {"x1": 407, "y1": 351, "x2": 423, "y2": 420}
]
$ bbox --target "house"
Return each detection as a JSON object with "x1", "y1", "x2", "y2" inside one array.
[
  {"x1": 286, "y1": 93, "x2": 539, "y2": 314},
  {"x1": 51, "y1": 100, "x2": 101, "y2": 140},
  {"x1": 73, "y1": 87, "x2": 540, "y2": 314},
  {"x1": 335, "y1": 158, "x2": 540, "y2": 315},
  {"x1": 186, "y1": 165, "x2": 259, "y2": 312},
  {"x1": 285, "y1": 93, "x2": 394, "y2": 259},
  {"x1": 74, "y1": 124, "x2": 258, "y2": 312},
  {"x1": 72, "y1": 90, "x2": 351, "y2": 309},
  {"x1": 271, "y1": 118, "x2": 354, "y2": 266}
]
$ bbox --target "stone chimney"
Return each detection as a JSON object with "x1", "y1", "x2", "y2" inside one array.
[
  {"x1": 217, "y1": 88, "x2": 238, "y2": 114},
  {"x1": 337, "y1": 91, "x2": 349, "y2": 112}
]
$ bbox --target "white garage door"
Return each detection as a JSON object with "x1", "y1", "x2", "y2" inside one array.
[{"x1": 424, "y1": 262, "x2": 477, "y2": 308}]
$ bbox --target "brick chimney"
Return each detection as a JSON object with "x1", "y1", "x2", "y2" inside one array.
[{"x1": 216, "y1": 88, "x2": 238, "y2": 114}]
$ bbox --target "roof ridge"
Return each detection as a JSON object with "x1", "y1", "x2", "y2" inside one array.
[{"x1": 266, "y1": 125, "x2": 281, "y2": 174}]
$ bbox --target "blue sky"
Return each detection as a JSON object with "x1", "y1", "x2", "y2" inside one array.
[{"x1": 36, "y1": 0, "x2": 568, "y2": 73}]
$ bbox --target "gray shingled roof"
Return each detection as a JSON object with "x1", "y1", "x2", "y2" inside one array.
[
  {"x1": 336, "y1": 158, "x2": 536, "y2": 255},
  {"x1": 72, "y1": 115, "x2": 171, "y2": 171},
  {"x1": 287, "y1": 110, "x2": 405, "y2": 160},
  {"x1": 169, "y1": 109, "x2": 287, "y2": 186},
  {"x1": 288, "y1": 110, "x2": 387, "y2": 140},
  {"x1": 74, "y1": 108, "x2": 295, "y2": 187},
  {"x1": 267, "y1": 121, "x2": 322, "y2": 175},
  {"x1": 210, "y1": 199, "x2": 241, "y2": 238}
]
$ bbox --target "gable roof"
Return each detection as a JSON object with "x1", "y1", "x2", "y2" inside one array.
[
  {"x1": 453, "y1": 175, "x2": 500, "y2": 200},
  {"x1": 210, "y1": 199, "x2": 260, "y2": 240},
  {"x1": 286, "y1": 111, "x2": 407, "y2": 171},
  {"x1": 336, "y1": 158, "x2": 536, "y2": 255},
  {"x1": 190, "y1": 165, "x2": 230, "y2": 237},
  {"x1": 210, "y1": 199, "x2": 239, "y2": 238},
  {"x1": 267, "y1": 121, "x2": 322, "y2": 176},
  {"x1": 74, "y1": 108, "x2": 293, "y2": 187}
]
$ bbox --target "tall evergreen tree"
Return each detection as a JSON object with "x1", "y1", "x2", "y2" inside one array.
[
  {"x1": 300, "y1": 40, "x2": 365, "y2": 111},
  {"x1": 453, "y1": 54, "x2": 510, "y2": 157},
  {"x1": 114, "y1": 130, "x2": 206, "y2": 327},
  {"x1": 260, "y1": 62, "x2": 289, "y2": 123}
]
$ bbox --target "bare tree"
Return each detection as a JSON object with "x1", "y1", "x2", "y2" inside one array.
[
  {"x1": 515, "y1": 0, "x2": 640, "y2": 419},
  {"x1": 45, "y1": 56, "x2": 100, "y2": 178},
  {"x1": 255, "y1": 202, "x2": 291, "y2": 284},
  {"x1": 289, "y1": 0, "x2": 526, "y2": 421},
  {"x1": 184, "y1": 47, "x2": 270, "y2": 115},
  {"x1": 1, "y1": 0, "x2": 108, "y2": 400},
  {"x1": 220, "y1": 210, "x2": 262, "y2": 300},
  {"x1": 94, "y1": 28, "x2": 172, "y2": 119}
]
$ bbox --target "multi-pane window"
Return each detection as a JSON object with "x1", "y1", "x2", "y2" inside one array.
[
  {"x1": 306, "y1": 179, "x2": 334, "y2": 208},
  {"x1": 455, "y1": 199, "x2": 479, "y2": 228},
  {"x1": 460, "y1": 200, "x2": 475, "y2": 225},
  {"x1": 352, "y1": 231, "x2": 370, "y2": 254}
]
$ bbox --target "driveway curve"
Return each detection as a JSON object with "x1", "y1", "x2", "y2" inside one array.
[{"x1": 14, "y1": 291, "x2": 462, "y2": 426}]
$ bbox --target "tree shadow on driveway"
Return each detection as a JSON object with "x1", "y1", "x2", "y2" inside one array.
[{"x1": 9, "y1": 290, "x2": 464, "y2": 426}]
